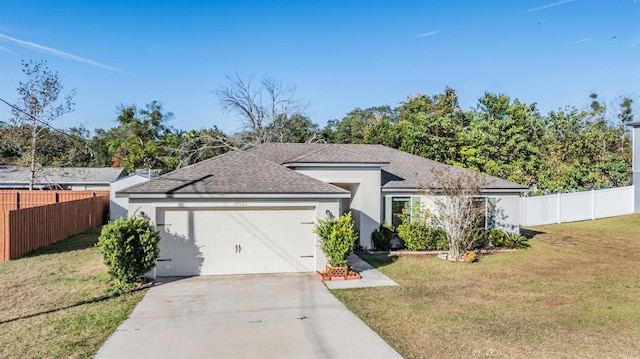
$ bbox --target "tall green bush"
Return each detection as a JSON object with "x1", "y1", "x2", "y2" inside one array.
[
  {"x1": 314, "y1": 212, "x2": 358, "y2": 267},
  {"x1": 371, "y1": 224, "x2": 394, "y2": 250},
  {"x1": 397, "y1": 203, "x2": 448, "y2": 251},
  {"x1": 97, "y1": 217, "x2": 160, "y2": 286}
]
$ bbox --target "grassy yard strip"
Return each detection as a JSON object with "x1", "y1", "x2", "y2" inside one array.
[
  {"x1": 0, "y1": 227, "x2": 147, "y2": 359},
  {"x1": 332, "y1": 214, "x2": 640, "y2": 359}
]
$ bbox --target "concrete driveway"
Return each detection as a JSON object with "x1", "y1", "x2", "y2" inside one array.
[{"x1": 95, "y1": 273, "x2": 402, "y2": 359}]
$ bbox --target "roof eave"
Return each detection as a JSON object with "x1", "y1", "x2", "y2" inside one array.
[
  {"x1": 285, "y1": 162, "x2": 389, "y2": 168},
  {"x1": 381, "y1": 187, "x2": 528, "y2": 193},
  {"x1": 118, "y1": 192, "x2": 351, "y2": 199}
]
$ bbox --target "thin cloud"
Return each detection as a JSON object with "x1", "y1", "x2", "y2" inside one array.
[
  {"x1": 0, "y1": 33, "x2": 128, "y2": 74},
  {"x1": 412, "y1": 30, "x2": 441, "y2": 39},
  {"x1": 524, "y1": 0, "x2": 576, "y2": 13},
  {"x1": 572, "y1": 37, "x2": 592, "y2": 44},
  {"x1": 0, "y1": 44, "x2": 17, "y2": 55}
]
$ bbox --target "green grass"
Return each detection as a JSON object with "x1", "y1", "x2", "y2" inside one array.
[
  {"x1": 333, "y1": 214, "x2": 640, "y2": 359},
  {"x1": 0, "y1": 227, "x2": 147, "y2": 359}
]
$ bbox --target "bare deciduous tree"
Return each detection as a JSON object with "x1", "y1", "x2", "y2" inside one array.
[
  {"x1": 10, "y1": 60, "x2": 75, "y2": 190},
  {"x1": 214, "y1": 72, "x2": 309, "y2": 145},
  {"x1": 174, "y1": 130, "x2": 237, "y2": 169},
  {"x1": 425, "y1": 168, "x2": 487, "y2": 261}
]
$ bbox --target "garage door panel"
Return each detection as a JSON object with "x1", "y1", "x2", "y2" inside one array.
[
  {"x1": 156, "y1": 210, "x2": 204, "y2": 276},
  {"x1": 156, "y1": 207, "x2": 315, "y2": 276}
]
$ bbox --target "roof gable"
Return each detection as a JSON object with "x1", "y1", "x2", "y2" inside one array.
[
  {"x1": 285, "y1": 144, "x2": 388, "y2": 166},
  {"x1": 247, "y1": 143, "x2": 327, "y2": 164}
]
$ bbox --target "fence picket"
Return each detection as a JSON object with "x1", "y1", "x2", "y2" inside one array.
[{"x1": 0, "y1": 193, "x2": 109, "y2": 260}]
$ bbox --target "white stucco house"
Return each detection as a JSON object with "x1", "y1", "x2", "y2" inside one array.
[
  {"x1": 109, "y1": 173, "x2": 152, "y2": 220},
  {"x1": 118, "y1": 143, "x2": 527, "y2": 276}
]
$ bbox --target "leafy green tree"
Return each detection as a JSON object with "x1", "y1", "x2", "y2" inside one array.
[
  {"x1": 0, "y1": 122, "x2": 29, "y2": 164},
  {"x1": 268, "y1": 113, "x2": 322, "y2": 143},
  {"x1": 394, "y1": 88, "x2": 466, "y2": 164},
  {"x1": 460, "y1": 93, "x2": 545, "y2": 185},
  {"x1": 324, "y1": 106, "x2": 396, "y2": 144},
  {"x1": 618, "y1": 97, "x2": 634, "y2": 125},
  {"x1": 363, "y1": 117, "x2": 402, "y2": 148},
  {"x1": 108, "y1": 101, "x2": 175, "y2": 172}
]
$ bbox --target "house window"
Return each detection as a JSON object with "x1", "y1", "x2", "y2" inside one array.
[
  {"x1": 474, "y1": 197, "x2": 496, "y2": 229},
  {"x1": 391, "y1": 197, "x2": 411, "y2": 227}
]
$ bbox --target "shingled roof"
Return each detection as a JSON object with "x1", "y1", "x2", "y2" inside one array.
[
  {"x1": 122, "y1": 143, "x2": 526, "y2": 196},
  {"x1": 0, "y1": 166, "x2": 126, "y2": 187},
  {"x1": 249, "y1": 143, "x2": 526, "y2": 191},
  {"x1": 285, "y1": 144, "x2": 388, "y2": 165},
  {"x1": 119, "y1": 150, "x2": 350, "y2": 195}
]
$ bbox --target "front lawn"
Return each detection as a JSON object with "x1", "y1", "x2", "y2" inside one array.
[
  {"x1": 333, "y1": 214, "x2": 640, "y2": 358},
  {"x1": 0, "y1": 227, "x2": 147, "y2": 359}
]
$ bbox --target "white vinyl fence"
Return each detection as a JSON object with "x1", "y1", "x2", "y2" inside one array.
[{"x1": 519, "y1": 185, "x2": 634, "y2": 226}]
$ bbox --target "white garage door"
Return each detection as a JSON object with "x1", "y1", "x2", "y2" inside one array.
[{"x1": 155, "y1": 207, "x2": 316, "y2": 276}]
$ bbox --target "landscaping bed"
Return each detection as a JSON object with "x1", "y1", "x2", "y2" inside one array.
[{"x1": 0, "y1": 227, "x2": 147, "y2": 359}]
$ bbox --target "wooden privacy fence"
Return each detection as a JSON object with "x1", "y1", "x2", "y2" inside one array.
[
  {"x1": 0, "y1": 190, "x2": 109, "y2": 211},
  {"x1": 0, "y1": 195, "x2": 109, "y2": 261}
]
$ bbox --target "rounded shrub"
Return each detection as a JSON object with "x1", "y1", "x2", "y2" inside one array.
[
  {"x1": 397, "y1": 221, "x2": 431, "y2": 251},
  {"x1": 97, "y1": 217, "x2": 160, "y2": 285},
  {"x1": 489, "y1": 228, "x2": 507, "y2": 247},
  {"x1": 371, "y1": 227, "x2": 389, "y2": 250},
  {"x1": 431, "y1": 228, "x2": 449, "y2": 251}
]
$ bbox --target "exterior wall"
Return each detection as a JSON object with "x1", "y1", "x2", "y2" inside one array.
[
  {"x1": 127, "y1": 197, "x2": 340, "y2": 272},
  {"x1": 635, "y1": 175, "x2": 640, "y2": 213},
  {"x1": 109, "y1": 175, "x2": 149, "y2": 220},
  {"x1": 293, "y1": 167, "x2": 381, "y2": 249},
  {"x1": 383, "y1": 191, "x2": 521, "y2": 234},
  {"x1": 633, "y1": 125, "x2": 639, "y2": 173},
  {"x1": 70, "y1": 184, "x2": 111, "y2": 191},
  {"x1": 491, "y1": 193, "x2": 520, "y2": 232}
]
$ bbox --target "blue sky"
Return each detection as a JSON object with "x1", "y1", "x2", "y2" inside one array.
[{"x1": 0, "y1": 0, "x2": 639, "y2": 135}]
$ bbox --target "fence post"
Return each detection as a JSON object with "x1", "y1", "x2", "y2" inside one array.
[
  {"x1": 591, "y1": 189, "x2": 595, "y2": 220},
  {"x1": 557, "y1": 193, "x2": 561, "y2": 224}
]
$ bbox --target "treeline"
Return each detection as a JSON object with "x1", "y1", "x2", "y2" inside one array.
[
  {"x1": 323, "y1": 89, "x2": 634, "y2": 193},
  {"x1": 0, "y1": 87, "x2": 633, "y2": 194}
]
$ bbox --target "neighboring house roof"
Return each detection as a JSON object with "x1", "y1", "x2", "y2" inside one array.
[
  {"x1": 249, "y1": 143, "x2": 526, "y2": 191},
  {"x1": 0, "y1": 166, "x2": 126, "y2": 187},
  {"x1": 110, "y1": 173, "x2": 156, "y2": 186},
  {"x1": 119, "y1": 150, "x2": 350, "y2": 195}
]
